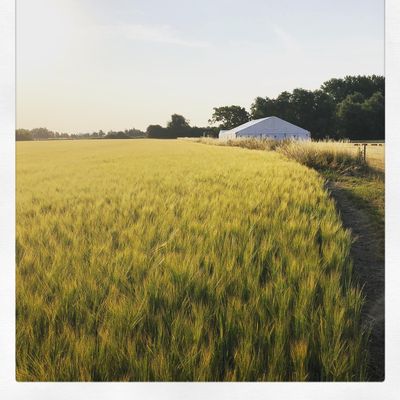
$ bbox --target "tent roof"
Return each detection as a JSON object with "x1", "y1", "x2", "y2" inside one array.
[
  {"x1": 228, "y1": 117, "x2": 271, "y2": 132},
  {"x1": 223, "y1": 116, "x2": 310, "y2": 136}
]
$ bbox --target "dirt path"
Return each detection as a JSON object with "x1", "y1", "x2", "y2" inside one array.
[{"x1": 327, "y1": 181, "x2": 384, "y2": 381}]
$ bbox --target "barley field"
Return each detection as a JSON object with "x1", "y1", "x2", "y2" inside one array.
[{"x1": 16, "y1": 139, "x2": 367, "y2": 381}]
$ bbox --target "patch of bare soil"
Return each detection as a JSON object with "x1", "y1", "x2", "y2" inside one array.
[{"x1": 327, "y1": 182, "x2": 384, "y2": 381}]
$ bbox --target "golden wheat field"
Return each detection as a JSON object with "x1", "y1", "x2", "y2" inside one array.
[{"x1": 16, "y1": 139, "x2": 367, "y2": 381}]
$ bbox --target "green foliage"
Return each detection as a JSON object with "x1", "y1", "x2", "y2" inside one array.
[
  {"x1": 321, "y1": 75, "x2": 384, "y2": 103},
  {"x1": 337, "y1": 92, "x2": 384, "y2": 140},
  {"x1": 30, "y1": 127, "x2": 54, "y2": 139},
  {"x1": 17, "y1": 140, "x2": 368, "y2": 381},
  {"x1": 146, "y1": 124, "x2": 166, "y2": 138},
  {"x1": 248, "y1": 75, "x2": 384, "y2": 140},
  {"x1": 104, "y1": 132, "x2": 131, "y2": 139},
  {"x1": 250, "y1": 90, "x2": 336, "y2": 140},
  {"x1": 105, "y1": 128, "x2": 145, "y2": 139},
  {"x1": 167, "y1": 114, "x2": 190, "y2": 137},
  {"x1": 209, "y1": 105, "x2": 250, "y2": 129},
  {"x1": 15, "y1": 128, "x2": 145, "y2": 141},
  {"x1": 147, "y1": 115, "x2": 212, "y2": 139},
  {"x1": 16, "y1": 129, "x2": 33, "y2": 141}
]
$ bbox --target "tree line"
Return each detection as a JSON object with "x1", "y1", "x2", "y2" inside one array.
[
  {"x1": 16, "y1": 75, "x2": 384, "y2": 141},
  {"x1": 16, "y1": 118, "x2": 216, "y2": 141},
  {"x1": 146, "y1": 114, "x2": 218, "y2": 139},
  {"x1": 15, "y1": 127, "x2": 147, "y2": 141},
  {"x1": 210, "y1": 75, "x2": 384, "y2": 140}
]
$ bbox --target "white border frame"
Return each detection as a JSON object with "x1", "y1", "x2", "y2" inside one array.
[{"x1": 1, "y1": 0, "x2": 399, "y2": 398}]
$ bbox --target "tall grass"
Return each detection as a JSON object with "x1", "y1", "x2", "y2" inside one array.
[
  {"x1": 278, "y1": 140, "x2": 366, "y2": 173},
  {"x1": 191, "y1": 137, "x2": 282, "y2": 151},
  {"x1": 16, "y1": 140, "x2": 368, "y2": 381},
  {"x1": 193, "y1": 138, "x2": 370, "y2": 174}
]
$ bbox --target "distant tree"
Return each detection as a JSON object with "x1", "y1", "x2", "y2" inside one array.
[
  {"x1": 146, "y1": 124, "x2": 167, "y2": 139},
  {"x1": 250, "y1": 92, "x2": 294, "y2": 122},
  {"x1": 204, "y1": 127, "x2": 220, "y2": 138},
  {"x1": 311, "y1": 90, "x2": 337, "y2": 139},
  {"x1": 30, "y1": 127, "x2": 54, "y2": 140},
  {"x1": 251, "y1": 90, "x2": 335, "y2": 139},
  {"x1": 74, "y1": 128, "x2": 145, "y2": 139},
  {"x1": 167, "y1": 114, "x2": 190, "y2": 138},
  {"x1": 248, "y1": 75, "x2": 384, "y2": 140},
  {"x1": 185, "y1": 126, "x2": 204, "y2": 138},
  {"x1": 16, "y1": 129, "x2": 33, "y2": 141},
  {"x1": 290, "y1": 89, "x2": 314, "y2": 125},
  {"x1": 321, "y1": 75, "x2": 384, "y2": 103},
  {"x1": 337, "y1": 91, "x2": 384, "y2": 140},
  {"x1": 336, "y1": 92, "x2": 367, "y2": 139},
  {"x1": 273, "y1": 91, "x2": 294, "y2": 121},
  {"x1": 362, "y1": 91, "x2": 385, "y2": 140},
  {"x1": 146, "y1": 116, "x2": 216, "y2": 139},
  {"x1": 250, "y1": 97, "x2": 270, "y2": 119},
  {"x1": 125, "y1": 128, "x2": 146, "y2": 138},
  {"x1": 209, "y1": 105, "x2": 249, "y2": 129},
  {"x1": 105, "y1": 132, "x2": 131, "y2": 139}
]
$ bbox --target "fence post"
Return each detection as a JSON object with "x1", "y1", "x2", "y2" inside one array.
[{"x1": 363, "y1": 143, "x2": 367, "y2": 163}]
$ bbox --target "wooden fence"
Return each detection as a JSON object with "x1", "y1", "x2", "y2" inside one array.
[{"x1": 349, "y1": 142, "x2": 385, "y2": 170}]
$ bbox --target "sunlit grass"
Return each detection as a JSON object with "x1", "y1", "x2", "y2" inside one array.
[
  {"x1": 16, "y1": 139, "x2": 367, "y2": 381},
  {"x1": 193, "y1": 137, "x2": 384, "y2": 174},
  {"x1": 278, "y1": 140, "x2": 365, "y2": 173}
]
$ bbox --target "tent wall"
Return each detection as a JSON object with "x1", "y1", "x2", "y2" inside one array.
[
  {"x1": 219, "y1": 130, "x2": 236, "y2": 140},
  {"x1": 238, "y1": 132, "x2": 309, "y2": 140},
  {"x1": 218, "y1": 116, "x2": 311, "y2": 140}
]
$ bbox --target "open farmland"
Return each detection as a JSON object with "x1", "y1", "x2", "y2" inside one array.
[{"x1": 16, "y1": 139, "x2": 367, "y2": 381}]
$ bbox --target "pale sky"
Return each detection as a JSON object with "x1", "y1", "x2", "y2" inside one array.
[{"x1": 17, "y1": 0, "x2": 384, "y2": 133}]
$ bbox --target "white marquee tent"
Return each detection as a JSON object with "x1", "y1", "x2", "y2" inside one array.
[{"x1": 218, "y1": 116, "x2": 311, "y2": 140}]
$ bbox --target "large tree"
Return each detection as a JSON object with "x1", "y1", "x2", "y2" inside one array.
[
  {"x1": 250, "y1": 97, "x2": 270, "y2": 119},
  {"x1": 248, "y1": 75, "x2": 384, "y2": 140},
  {"x1": 146, "y1": 124, "x2": 166, "y2": 139},
  {"x1": 362, "y1": 91, "x2": 385, "y2": 139},
  {"x1": 250, "y1": 92, "x2": 296, "y2": 123},
  {"x1": 30, "y1": 127, "x2": 54, "y2": 139},
  {"x1": 16, "y1": 129, "x2": 33, "y2": 141},
  {"x1": 250, "y1": 90, "x2": 336, "y2": 139},
  {"x1": 336, "y1": 92, "x2": 367, "y2": 139},
  {"x1": 167, "y1": 114, "x2": 190, "y2": 137},
  {"x1": 337, "y1": 91, "x2": 384, "y2": 140},
  {"x1": 209, "y1": 105, "x2": 249, "y2": 130},
  {"x1": 311, "y1": 90, "x2": 337, "y2": 139},
  {"x1": 290, "y1": 89, "x2": 315, "y2": 127},
  {"x1": 146, "y1": 115, "x2": 193, "y2": 139},
  {"x1": 321, "y1": 75, "x2": 384, "y2": 103}
]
